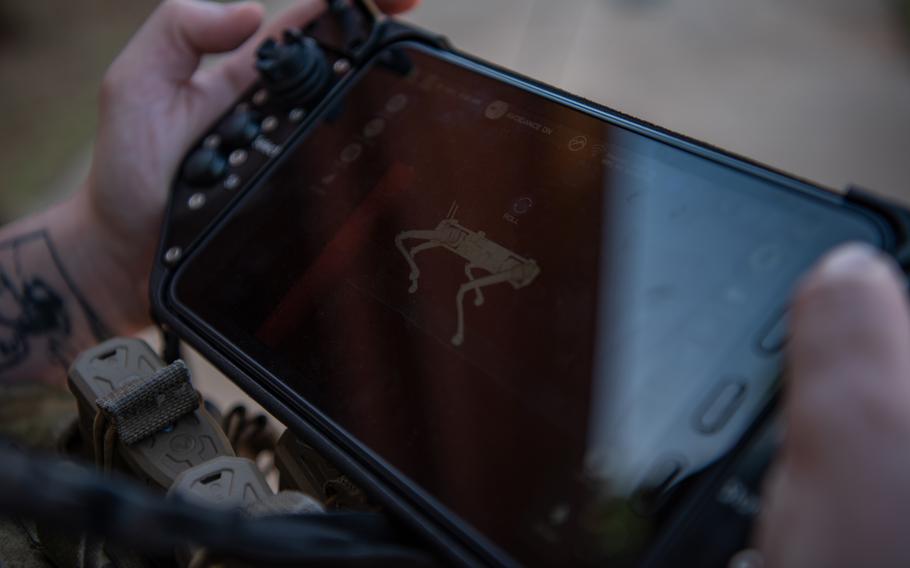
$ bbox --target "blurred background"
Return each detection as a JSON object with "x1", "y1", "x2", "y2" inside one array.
[
  {"x1": 1, "y1": 0, "x2": 908, "y2": 406},
  {"x1": 1, "y1": 0, "x2": 908, "y2": 225}
]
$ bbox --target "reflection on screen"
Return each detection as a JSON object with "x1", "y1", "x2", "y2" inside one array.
[{"x1": 174, "y1": 45, "x2": 883, "y2": 565}]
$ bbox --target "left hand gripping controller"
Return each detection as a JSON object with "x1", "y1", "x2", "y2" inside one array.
[{"x1": 162, "y1": 21, "x2": 345, "y2": 266}]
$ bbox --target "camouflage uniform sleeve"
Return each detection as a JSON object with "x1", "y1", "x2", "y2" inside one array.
[
  {"x1": 0, "y1": 384, "x2": 77, "y2": 567},
  {"x1": 0, "y1": 383, "x2": 78, "y2": 451}
]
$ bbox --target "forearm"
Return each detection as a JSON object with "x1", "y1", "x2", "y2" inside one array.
[{"x1": 0, "y1": 188, "x2": 150, "y2": 385}]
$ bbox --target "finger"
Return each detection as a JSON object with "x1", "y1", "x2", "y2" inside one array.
[
  {"x1": 757, "y1": 243, "x2": 910, "y2": 567},
  {"x1": 786, "y1": 243, "x2": 910, "y2": 457},
  {"x1": 374, "y1": 0, "x2": 422, "y2": 14},
  {"x1": 200, "y1": 0, "x2": 327, "y2": 101},
  {"x1": 201, "y1": 0, "x2": 422, "y2": 104},
  {"x1": 109, "y1": 0, "x2": 264, "y2": 86}
]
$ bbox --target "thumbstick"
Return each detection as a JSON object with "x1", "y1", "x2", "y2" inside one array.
[
  {"x1": 219, "y1": 111, "x2": 261, "y2": 150},
  {"x1": 182, "y1": 148, "x2": 227, "y2": 187},
  {"x1": 255, "y1": 30, "x2": 330, "y2": 105}
]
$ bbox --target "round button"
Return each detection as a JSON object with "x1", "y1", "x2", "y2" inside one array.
[
  {"x1": 363, "y1": 118, "x2": 385, "y2": 138},
  {"x1": 219, "y1": 111, "x2": 261, "y2": 150},
  {"x1": 385, "y1": 94, "x2": 408, "y2": 113},
  {"x1": 203, "y1": 134, "x2": 221, "y2": 149},
  {"x1": 188, "y1": 192, "x2": 206, "y2": 210},
  {"x1": 340, "y1": 143, "x2": 362, "y2": 163},
  {"x1": 182, "y1": 147, "x2": 227, "y2": 187},
  {"x1": 229, "y1": 149, "x2": 248, "y2": 167},
  {"x1": 261, "y1": 116, "x2": 279, "y2": 133},
  {"x1": 252, "y1": 88, "x2": 269, "y2": 106},
  {"x1": 224, "y1": 174, "x2": 241, "y2": 190},
  {"x1": 729, "y1": 549, "x2": 763, "y2": 568},
  {"x1": 289, "y1": 108, "x2": 305, "y2": 122},
  {"x1": 333, "y1": 58, "x2": 351, "y2": 75}
]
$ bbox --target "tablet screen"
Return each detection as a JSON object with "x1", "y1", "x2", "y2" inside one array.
[{"x1": 172, "y1": 44, "x2": 883, "y2": 564}]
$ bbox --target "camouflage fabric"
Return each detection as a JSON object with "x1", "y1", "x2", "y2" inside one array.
[
  {"x1": 0, "y1": 383, "x2": 78, "y2": 567},
  {"x1": 0, "y1": 517, "x2": 52, "y2": 568},
  {"x1": 0, "y1": 382, "x2": 78, "y2": 451}
]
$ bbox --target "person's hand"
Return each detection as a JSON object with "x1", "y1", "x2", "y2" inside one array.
[
  {"x1": 756, "y1": 243, "x2": 910, "y2": 567},
  {"x1": 81, "y1": 0, "x2": 419, "y2": 331}
]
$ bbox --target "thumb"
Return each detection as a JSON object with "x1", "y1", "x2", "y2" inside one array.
[
  {"x1": 786, "y1": 243, "x2": 910, "y2": 446},
  {"x1": 757, "y1": 243, "x2": 910, "y2": 567},
  {"x1": 109, "y1": 0, "x2": 264, "y2": 86}
]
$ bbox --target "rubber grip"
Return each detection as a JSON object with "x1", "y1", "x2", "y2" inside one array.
[{"x1": 68, "y1": 337, "x2": 234, "y2": 488}]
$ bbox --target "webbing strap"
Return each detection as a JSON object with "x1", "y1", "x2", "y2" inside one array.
[{"x1": 95, "y1": 360, "x2": 199, "y2": 446}]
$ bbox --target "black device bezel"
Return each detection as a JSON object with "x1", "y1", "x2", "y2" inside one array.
[{"x1": 150, "y1": 14, "x2": 910, "y2": 568}]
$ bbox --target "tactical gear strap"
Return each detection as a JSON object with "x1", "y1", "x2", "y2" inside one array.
[{"x1": 96, "y1": 360, "x2": 200, "y2": 446}]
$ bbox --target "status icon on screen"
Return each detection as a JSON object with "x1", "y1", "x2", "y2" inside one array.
[{"x1": 485, "y1": 100, "x2": 509, "y2": 120}]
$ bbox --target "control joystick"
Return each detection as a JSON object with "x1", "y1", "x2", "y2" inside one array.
[
  {"x1": 256, "y1": 30, "x2": 331, "y2": 105},
  {"x1": 219, "y1": 111, "x2": 261, "y2": 150},
  {"x1": 182, "y1": 147, "x2": 227, "y2": 188}
]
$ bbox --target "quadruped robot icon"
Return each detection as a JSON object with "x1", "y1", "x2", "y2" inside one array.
[{"x1": 395, "y1": 202, "x2": 541, "y2": 346}]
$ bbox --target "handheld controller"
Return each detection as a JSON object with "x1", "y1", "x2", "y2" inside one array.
[
  {"x1": 149, "y1": 1, "x2": 910, "y2": 567},
  {"x1": 161, "y1": 0, "x2": 400, "y2": 262}
]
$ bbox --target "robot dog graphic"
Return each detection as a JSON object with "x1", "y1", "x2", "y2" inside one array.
[{"x1": 395, "y1": 202, "x2": 541, "y2": 346}]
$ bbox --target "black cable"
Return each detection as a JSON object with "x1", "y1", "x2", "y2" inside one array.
[{"x1": 0, "y1": 444, "x2": 434, "y2": 566}]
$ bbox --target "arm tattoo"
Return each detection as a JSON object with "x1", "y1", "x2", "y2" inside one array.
[{"x1": 0, "y1": 230, "x2": 110, "y2": 376}]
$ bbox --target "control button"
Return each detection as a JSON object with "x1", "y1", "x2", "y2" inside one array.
[
  {"x1": 252, "y1": 137, "x2": 281, "y2": 158},
  {"x1": 289, "y1": 108, "x2": 306, "y2": 122},
  {"x1": 228, "y1": 149, "x2": 248, "y2": 167},
  {"x1": 224, "y1": 174, "x2": 241, "y2": 191},
  {"x1": 182, "y1": 148, "x2": 227, "y2": 187},
  {"x1": 333, "y1": 58, "x2": 351, "y2": 75},
  {"x1": 363, "y1": 118, "x2": 385, "y2": 138},
  {"x1": 696, "y1": 381, "x2": 747, "y2": 434},
  {"x1": 219, "y1": 111, "x2": 261, "y2": 150},
  {"x1": 252, "y1": 88, "x2": 268, "y2": 106},
  {"x1": 187, "y1": 192, "x2": 206, "y2": 210},
  {"x1": 568, "y1": 135, "x2": 588, "y2": 152},
  {"x1": 261, "y1": 116, "x2": 279, "y2": 133},
  {"x1": 256, "y1": 30, "x2": 330, "y2": 105},
  {"x1": 340, "y1": 143, "x2": 362, "y2": 163},
  {"x1": 164, "y1": 246, "x2": 182, "y2": 264},
  {"x1": 729, "y1": 549, "x2": 763, "y2": 568},
  {"x1": 716, "y1": 478, "x2": 762, "y2": 519},
  {"x1": 203, "y1": 134, "x2": 221, "y2": 149},
  {"x1": 759, "y1": 309, "x2": 789, "y2": 353},
  {"x1": 385, "y1": 94, "x2": 408, "y2": 113}
]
